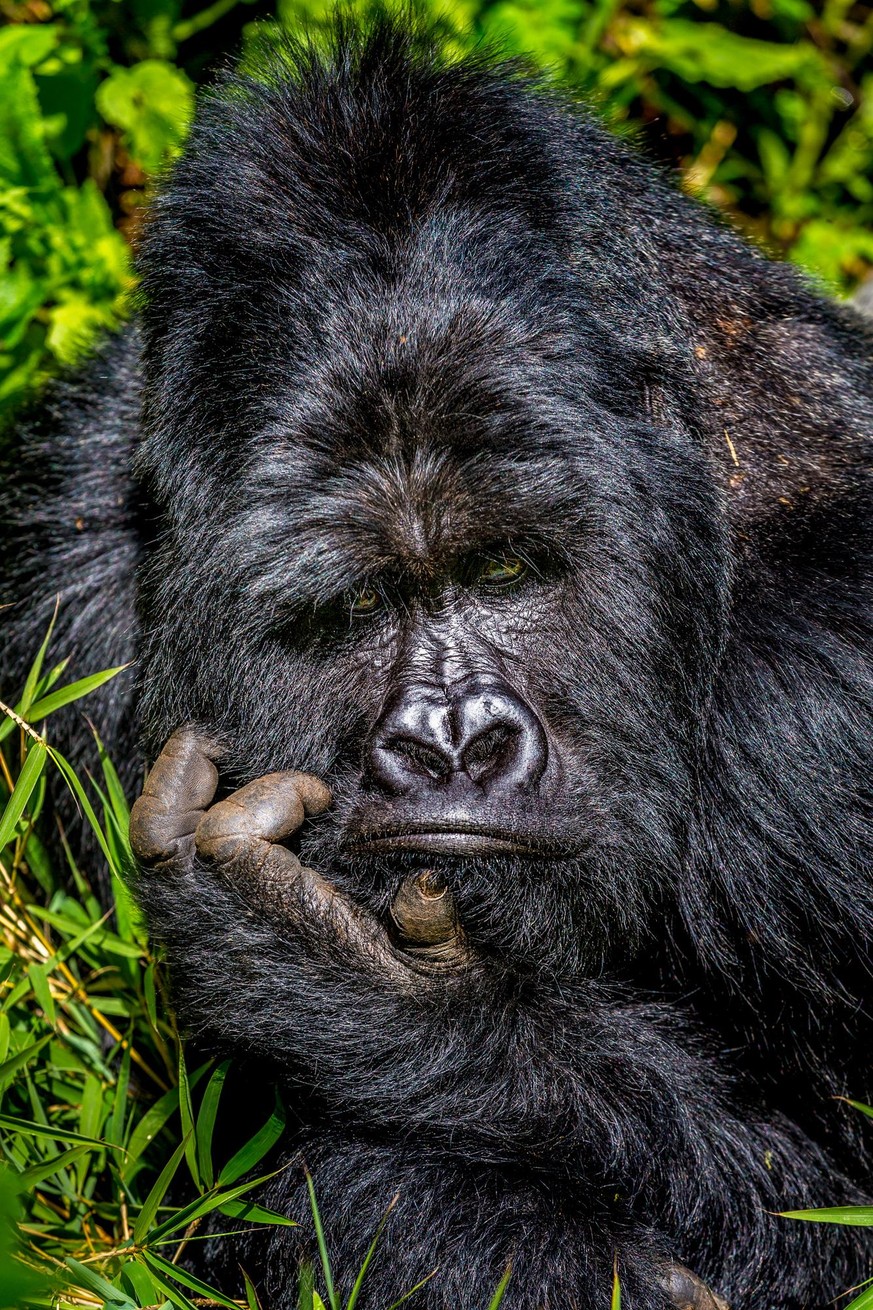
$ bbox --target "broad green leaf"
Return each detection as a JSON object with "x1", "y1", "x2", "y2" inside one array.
[
  {"x1": 96, "y1": 61, "x2": 193, "y2": 171},
  {"x1": 631, "y1": 19, "x2": 828, "y2": 91}
]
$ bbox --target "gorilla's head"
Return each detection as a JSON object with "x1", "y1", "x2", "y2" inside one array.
[{"x1": 133, "y1": 28, "x2": 739, "y2": 978}]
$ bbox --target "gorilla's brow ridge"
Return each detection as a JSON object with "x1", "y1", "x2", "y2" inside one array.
[{"x1": 231, "y1": 447, "x2": 584, "y2": 610}]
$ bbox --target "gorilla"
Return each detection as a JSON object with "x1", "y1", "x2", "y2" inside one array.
[{"x1": 1, "y1": 19, "x2": 872, "y2": 1310}]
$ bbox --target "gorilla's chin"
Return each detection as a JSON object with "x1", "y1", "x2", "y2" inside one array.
[{"x1": 329, "y1": 847, "x2": 649, "y2": 979}]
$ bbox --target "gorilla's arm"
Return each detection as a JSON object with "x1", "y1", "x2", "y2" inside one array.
[{"x1": 130, "y1": 731, "x2": 856, "y2": 1259}]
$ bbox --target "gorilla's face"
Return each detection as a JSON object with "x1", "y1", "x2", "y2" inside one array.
[{"x1": 138, "y1": 272, "x2": 727, "y2": 976}]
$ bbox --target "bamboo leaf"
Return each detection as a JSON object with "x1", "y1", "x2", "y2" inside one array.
[
  {"x1": 845, "y1": 1281, "x2": 873, "y2": 1310},
  {"x1": 345, "y1": 1194, "x2": 397, "y2": 1310},
  {"x1": 19, "y1": 1145, "x2": 91, "y2": 1187},
  {"x1": 146, "y1": 1169, "x2": 283, "y2": 1243},
  {"x1": 489, "y1": 1263, "x2": 513, "y2": 1310},
  {"x1": 217, "y1": 1093, "x2": 285, "y2": 1186},
  {"x1": 19, "y1": 604, "x2": 59, "y2": 715},
  {"x1": 0, "y1": 1037, "x2": 53, "y2": 1090},
  {"x1": 217, "y1": 1199, "x2": 296, "y2": 1227},
  {"x1": 65, "y1": 1257, "x2": 136, "y2": 1308},
  {"x1": 26, "y1": 665, "x2": 129, "y2": 724},
  {"x1": 133, "y1": 1134, "x2": 190, "y2": 1243},
  {"x1": 780, "y1": 1206, "x2": 873, "y2": 1225},
  {"x1": 142, "y1": 1250, "x2": 243, "y2": 1309},
  {"x1": 0, "y1": 1109, "x2": 115, "y2": 1149},
  {"x1": 0, "y1": 740, "x2": 47, "y2": 848},
  {"x1": 177, "y1": 1048, "x2": 200, "y2": 1191},
  {"x1": 196, "y1": 1059, "x2": 230, "y2": 1190}
]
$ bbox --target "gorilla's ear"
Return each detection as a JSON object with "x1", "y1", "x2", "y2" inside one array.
[{"x1": 684, "y1": 297, "x2": 872, "y2": 537}]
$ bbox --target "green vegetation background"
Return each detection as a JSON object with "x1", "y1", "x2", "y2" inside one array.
[
  {"x1": 1, "y1": 2, "x2": 873, "y2": 1308},
  {"x1": 1, "y1": 0, "x2": 873, "y2": 418}
]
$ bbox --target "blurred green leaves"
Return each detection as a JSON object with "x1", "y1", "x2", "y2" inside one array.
[
  {"x1": 0, "y1": 0, "x2": 871, "y2": 419},
  {"x1": 96, "y1": 60, "x2": 193, "y2": 171}
]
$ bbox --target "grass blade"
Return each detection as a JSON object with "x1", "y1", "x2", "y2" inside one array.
[
  {"x1": 142, "y1": 1250, "x2": 242, "y2": 1309},
  {"x1": 489, "y1": 1263, "x2": 513, "y2": 1310},
  {"x1": 345, "y1": 1195, "x2": 398, "y2": 1310},
  {"x1": 780, "y1": 1206, "x2": 873, "y2": 1225},
  {"x1": 306, "y1": 1171, "x2": 339, "y2": 1310}
]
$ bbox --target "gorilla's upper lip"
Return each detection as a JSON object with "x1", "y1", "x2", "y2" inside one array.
[{"x1": 343, "y1": 820, "x2": 552, "y2": 857}]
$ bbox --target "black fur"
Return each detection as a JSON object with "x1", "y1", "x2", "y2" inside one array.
[{"x1": 2, "y1": 19, "x2": 872, "y2": 1310}]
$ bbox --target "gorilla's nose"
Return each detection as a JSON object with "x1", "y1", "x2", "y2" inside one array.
[{"x1": 366, "y1": 677, "x2": 547, "y2": 796}]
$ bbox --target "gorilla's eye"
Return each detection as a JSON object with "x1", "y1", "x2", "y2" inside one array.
[
  {"x1": 477, "y1": 555, "x2": 528, "y2": 587},
  {"x1": 347, "y1": 585, "x2": 382, "y2": 617}
]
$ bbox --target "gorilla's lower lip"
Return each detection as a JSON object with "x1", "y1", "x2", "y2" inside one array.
[{"x1": 344, "y1": 826, "x2": 548, "y2": 856}]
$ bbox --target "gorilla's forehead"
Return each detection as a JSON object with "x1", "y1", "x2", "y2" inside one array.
[
  {"x1": 218, "y1": 276, "x2": 606, "y2": 601},
  {"x1": 230, "y1": 436, "x2": 587, "y2": 608}
]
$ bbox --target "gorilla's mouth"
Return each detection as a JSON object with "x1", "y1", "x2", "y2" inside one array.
[{"x1": 344, "y1": 822, "x2": 552, "y2": 857}]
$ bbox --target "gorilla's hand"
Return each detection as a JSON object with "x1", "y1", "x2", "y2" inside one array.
[{"x1": 129, "y1": 728, "x2": 471, "y2": 978}]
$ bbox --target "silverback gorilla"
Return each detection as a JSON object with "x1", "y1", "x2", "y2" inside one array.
[{"x1": 1, "y1": 18, "x2": 872, "y2": 1310}]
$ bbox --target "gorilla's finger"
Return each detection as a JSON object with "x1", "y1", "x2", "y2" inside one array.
[
  {"x1": 660, "y1": 1264, "x2": 730, "y2": 1310},
  {"x1": 130, "y1": 728, "x2": 220, "y2": 867},
  {"x1": 195, "y1": 771, "x2": 331, "y2": 866}
]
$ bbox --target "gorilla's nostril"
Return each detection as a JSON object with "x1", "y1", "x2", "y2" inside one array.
[
  {"x1": 387, "y1": 736, "x2": 451, "y2": 779},
  {"x1": 462, "y1": 724, "x2": 514, "y2": 778}
]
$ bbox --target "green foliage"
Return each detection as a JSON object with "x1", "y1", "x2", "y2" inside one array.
[
  {"x1": 0, "y1": 631, "x2": 308, "y2": 1309},
  {"x1": 0, "y1": 0, "x2": 871, "y2": 416}
]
